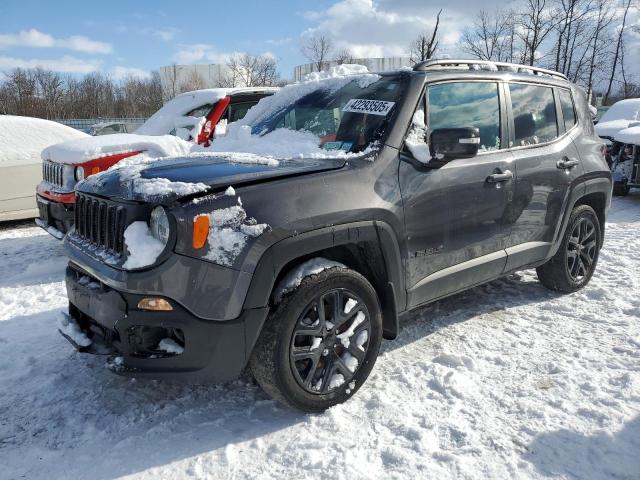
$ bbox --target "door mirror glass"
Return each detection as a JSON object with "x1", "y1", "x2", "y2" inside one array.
[{"x1": 429, "y1": 127, "x2": 480, "y2": 160}]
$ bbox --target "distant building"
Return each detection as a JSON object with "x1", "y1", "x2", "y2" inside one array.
[
  {"x1": 159, "y1": 64, "x2": 230, "y2": 98},
  {"x1": 293, "y1": 57, "x2": 413, "y2": 82}
]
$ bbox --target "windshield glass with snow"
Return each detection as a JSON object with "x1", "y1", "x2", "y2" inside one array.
[{"x1": 249, "y1": 75, "x2": 406, "y2": 154}]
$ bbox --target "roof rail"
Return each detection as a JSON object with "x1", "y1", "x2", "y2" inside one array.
[{"x1": 413, "y1": 59, "x2": 568, "y2": 80}]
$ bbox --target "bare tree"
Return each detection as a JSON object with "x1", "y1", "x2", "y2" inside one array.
[
  {"x1": 334, "y1": 48, "x2": 356, "y2": 65},
  {"x1": 516, "y1": 0, "x2": 558, "y2": 65},
  {"x1": 410, "y1": 9, "x2": 442, "y2": 64},
  {"x1": 585, "y1": 0, "x2": 614, "y2": 98},
  {"x1": 222, "y1": 53, "x2": 280, "y2": 87},
  {"x1": 163, "y1": 64, "x2": 180, "y2": 102},
  {"x1": 302, "y1": 35, "x2": 333, "y2": 72},
  {"x1": 180, "y1": 70, "x2": 207, "y2": 93},
  {"x1": 604, "y1": 0, "x2": 632, "y2": 104},
  {"x1": 461, "y1": 10, "x2": 517, "y2": 62}
]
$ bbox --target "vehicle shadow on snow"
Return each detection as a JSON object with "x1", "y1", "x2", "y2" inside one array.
[
  {"x1": 607, "y1": 192, "x2": 640, "y2": 224},
  {"x1": 384, "y1": 271, "x2": 562, "y2": 354},
  {"x1": 0, "y1": 231, "x2": 67, "y2": 288},
  {"x1": 0, "y1": 307, "x2": 305, "y2": 479},
  {"x1": 524, "y1": 416, "x2": 640, "y2": 479}
]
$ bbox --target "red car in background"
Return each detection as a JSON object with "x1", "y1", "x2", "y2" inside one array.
[{"x1": 36, "y1": 87, "x2": 277, "y2": 238}]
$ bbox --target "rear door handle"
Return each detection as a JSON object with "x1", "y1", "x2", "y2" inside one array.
[
  {"x1": 557, "y1": 157, "x2": 579, "y2": 169},
  {"x1": 486, "y1": 170, "x2": 514, "y2": 183}
]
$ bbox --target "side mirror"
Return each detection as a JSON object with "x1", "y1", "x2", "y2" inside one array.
[{"x1": 429, "y1": 127, "x2": 480, "y2": 161}]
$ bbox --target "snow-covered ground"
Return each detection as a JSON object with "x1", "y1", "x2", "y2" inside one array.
[{"x1": 1, "y1": 197, "x2": 639, "y2": 480}]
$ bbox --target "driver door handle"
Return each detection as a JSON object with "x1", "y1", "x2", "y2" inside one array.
[
  {"x1": 486, "y1": 169, "x2": 513, "y2": 183},
  {"x1": 557, "y1": 157, "x2": 579, "y2": 169}
]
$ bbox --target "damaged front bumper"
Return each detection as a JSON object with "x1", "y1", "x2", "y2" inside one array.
[{"x1": 63, "y1": 263, "x2": 269, "y2": 383}]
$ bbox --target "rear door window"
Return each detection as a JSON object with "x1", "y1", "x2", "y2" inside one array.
[
  {"x1": 509, "y1": 83, "x2": 558, "y2": 146},
  {"x1": 428, "y1": 82, "x2": 502, "y2": 151},
  {"x1": 228, "y1": 101, "x2": 257, "y2": 123},
  {"x1": 558, "y1": 89, "x2": 577, "y2": 131}
]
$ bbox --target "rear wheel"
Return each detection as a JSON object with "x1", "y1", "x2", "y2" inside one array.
[
  {"x1": 250, "y1": 267, "x2": 383, "y2": 412},
  {"x1": 536, "y1": 205, "x2": 601, "y2": 293}
]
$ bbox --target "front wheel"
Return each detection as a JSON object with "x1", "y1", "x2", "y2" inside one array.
[
  {"x1": 250, "y1": 267, "x2": 383, "y2": 412},
  {"x1": 536, "y1": 205, "x2": 601, "y2": 293}
]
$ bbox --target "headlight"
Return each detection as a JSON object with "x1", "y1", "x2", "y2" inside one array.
[
  {"x1": 74, "y1": 167, "x2": 85, "y2": 181},
  {"x1": 150, "y1": 207, "x2": 170, "y2": 246}
]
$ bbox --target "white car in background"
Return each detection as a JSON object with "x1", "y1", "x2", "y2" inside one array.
[
  {"x1": 595, "y1": 98, "x2": 640, "y2": 141},
  {"x1": 0, "y1": 115, "x2": 88, "y2": 222},
  {"x1": 610, "y1": 125, "x2": 640, "y2": 196}
]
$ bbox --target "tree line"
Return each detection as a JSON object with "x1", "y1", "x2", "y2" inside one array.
[
  {"x1": 301, "y1": 0, "x2": 638, "y2": 104},
  {"x1": 0, "y1": 0, "x2": 637, "y2": 120},
  {"x1": 0, "y1": 69, "x2": 163, "y2": 119}
]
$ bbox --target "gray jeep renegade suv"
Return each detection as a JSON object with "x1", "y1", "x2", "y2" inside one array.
[{"x1": 61, "y1": 60, "x2": 612, "y2": 412}]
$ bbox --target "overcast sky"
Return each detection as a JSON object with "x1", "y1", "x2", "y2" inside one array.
[{"x1": 0, "y1": 0, "x2": 638, "y2": 82}]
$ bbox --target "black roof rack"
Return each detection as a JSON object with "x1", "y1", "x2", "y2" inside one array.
[{"x1": 413, "y1": 59, "x2": 567, "y2": 80}]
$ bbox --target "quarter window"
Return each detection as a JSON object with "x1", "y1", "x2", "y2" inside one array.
[
  {"x1": 428, "y1": 82, "x2": 502, "y2": 151},
  {"x1": 558, "y1": 89, "x2": 576, "y2": 131},
  {"x1": 510, "y1": 84, "x2": 558, "y2": 146}
]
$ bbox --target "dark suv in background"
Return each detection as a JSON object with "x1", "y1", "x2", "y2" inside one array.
[{"x1": 60, "y1": 60, "x2": 611, "y2": 412}]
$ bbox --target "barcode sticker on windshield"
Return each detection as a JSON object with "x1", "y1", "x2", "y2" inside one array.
[{"x1": 342, "y1": 99, "x2": 395, "y2": 116}]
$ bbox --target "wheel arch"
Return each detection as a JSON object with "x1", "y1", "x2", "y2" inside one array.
[{"x1": 243, "y1": 221, "x2": 405, "y2": 343}]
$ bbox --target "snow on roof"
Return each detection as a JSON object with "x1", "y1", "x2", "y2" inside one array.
[
  {"x1": 135, "y1": 87, "x2": 278, "y2": 136},
  {"x1": 614, "y1": 125, "x2": 640, "y2": 145},
  {"x1": 596, "y1": 99, "x2": 640, "y2": 138},
  {"x1": 599, "y1": 99, "x2": 640, "y2": 123},
  {"x1": 0, "y1": 115, "x2": 87, "y2": 166},
  {"x1": 42, "y1": 133, "x2": 195, "y2": 164}
]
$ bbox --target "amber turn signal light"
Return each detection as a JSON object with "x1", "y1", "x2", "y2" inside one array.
[
  {"x1": 192, "y1": 214, "x2": 210, "y2": 250},
  {"x1": 137, "y1": 298, "x2": 173, "y2": 311}
]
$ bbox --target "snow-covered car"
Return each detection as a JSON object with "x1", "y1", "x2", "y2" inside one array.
[
  {"x1": 0, "y1": 115, "x2": 88, "y2": 222},
  {"x1": 89, "y1": 121, "x2": 144, "y2": 136},
  {"x1": 610, "y1": 125, "x2": 640, "y2": 196},
  {"x1": 60, "y1": 61, "x2": 611, "y2": 412},
  {"x1": 595, "y1": 99, "x2": 640, "y2": 164},
  {"x1": 35, "y1": 87, "x2": 277, "y2": 238}
]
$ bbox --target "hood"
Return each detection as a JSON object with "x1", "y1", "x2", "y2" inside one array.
[
  {"x1": 42, "y1": 133, "x2": 194, "y2": 165},
  {"x1": 76, "y1": 154, "x2": 347, "y2": 204},
  {"x1": 595, "y1": 120, "x2": 638, "y2": 139}
]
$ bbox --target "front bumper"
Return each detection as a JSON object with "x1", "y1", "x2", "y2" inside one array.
[
  {"x1": 36, "y1": 194, "x2": 74, "y2": 238},
  {"x1": 64, "y1": 263, "x2": 269, "y2": 383}
]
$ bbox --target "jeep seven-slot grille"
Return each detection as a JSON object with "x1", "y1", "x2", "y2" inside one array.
[
  {"x1": 74, "y1": 193, "x2": 126, "y2": 254},
  {"x1": 42, "y1": 160, "x2": 64, "y2": 187}
]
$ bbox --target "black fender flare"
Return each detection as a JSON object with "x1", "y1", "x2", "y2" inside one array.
[
  {"x1": 242, "y1": 221, "x2": 406, "y2": 343},
  {"x1": 548, "y1": 173, "x2": 611, "y2": 258}
]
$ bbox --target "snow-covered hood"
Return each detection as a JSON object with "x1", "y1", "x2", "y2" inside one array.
[
  {"x1": 76, "y1": 154, "x2": 347, "y2": 204},
  {"x1": 595, "y1": 120, "x2": 640, "y2": 139},
  {"x1": 41, "y1": 134, "x2": 194, "y2": 164}
]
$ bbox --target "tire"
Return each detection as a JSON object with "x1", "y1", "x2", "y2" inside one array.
[
  {"x1": 250, "y1": 267, "x2": 383, "y2": 412},
  {"x1": 612, "y1": 181, "x2": 630, "y2": 196},
  {"x1": 536, "y1": 205, "x2": 601, "y2": 293}
]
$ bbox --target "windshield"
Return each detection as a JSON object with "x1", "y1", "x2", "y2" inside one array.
[{"x1": 248, "y1": 74, "x2": 406, "y2": 154}]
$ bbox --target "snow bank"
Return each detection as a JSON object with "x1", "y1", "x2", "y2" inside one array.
[
  {"x1": 0, "y1": 115, "x2": 87, "y2": 167},
  {"x1": 42, "y1": 134, "x2": 194, "y2": 164},
  {"x1": 122, "y1": 221, "x2": 165, "y2": 269},
  {"x1": 273, "y1": 257, "x2": 346, "y2": 302},
  {"x1": 614, "y1": 126, "x2": 640, "y2": 145}
]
